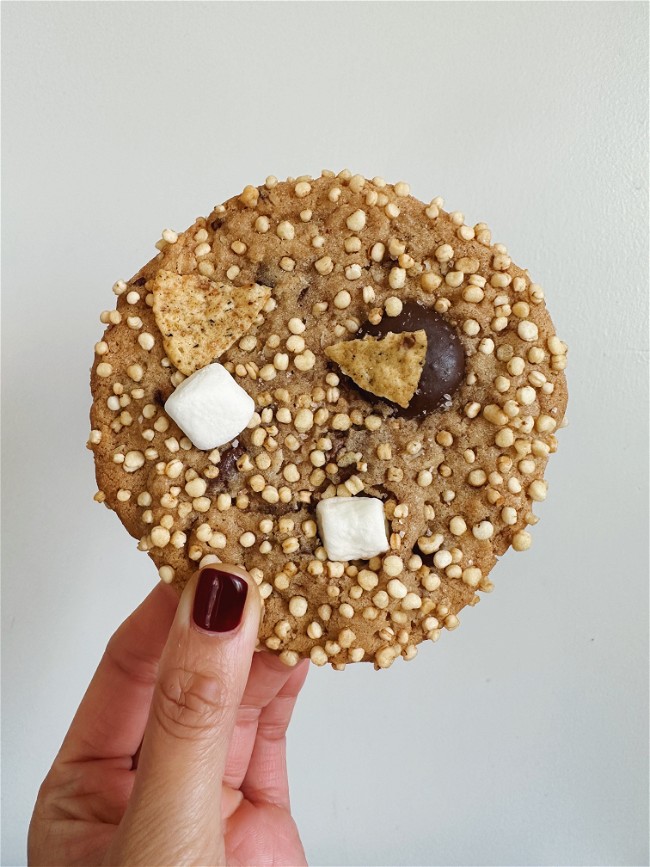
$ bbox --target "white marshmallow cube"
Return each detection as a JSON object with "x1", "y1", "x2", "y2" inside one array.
[
  {"x1": 164, "y1": 363, "x2": 255, "y2": 450},
  {"x1": 316, "y1": 496, "x2": 389, "y2": 562}
]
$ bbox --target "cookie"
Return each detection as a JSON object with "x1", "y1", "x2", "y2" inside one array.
[{"x1": 89, "y1": 170, "x2": 568, "y2": 670}]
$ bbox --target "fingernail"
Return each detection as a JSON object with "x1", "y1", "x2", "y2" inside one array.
[{"x1": 193, "y1": 568, "x2": 248, "y2": 633}]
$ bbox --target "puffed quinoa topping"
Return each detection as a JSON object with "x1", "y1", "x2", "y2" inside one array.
[
  {"x1": 517, "y1": 320, "x2": 539, "y2": 342},
  {"x1": 334, "y1": 290, "x2": 352, "y2": 309},
  {"x1": 512, "y1": 530, "x2": 532, "y2": 551},
  {"x1": 294, "y1": 181, "x2": 311, "y2": 198},
  {"x1": 315, "y1": 256, "x2": 334, "y2": 275},
  {"x1": 384, "y1": 296, "x2": 403, "y2": 317},
  {"x1": 346, "y1": 209, "x2": 367, "y2": 231}
]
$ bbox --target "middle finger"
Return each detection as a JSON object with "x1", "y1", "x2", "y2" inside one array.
[{"x1": 223, "y1": 653, "x2": 308, "y2": 788}]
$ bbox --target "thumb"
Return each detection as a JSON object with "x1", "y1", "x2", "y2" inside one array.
[{"x1": 107, "y1": 564, "x2": 261, "y2": 866}]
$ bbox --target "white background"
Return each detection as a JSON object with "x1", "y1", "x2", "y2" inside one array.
[{"x1": 2, "y1": 3, "x2": 648, "y2": 865}]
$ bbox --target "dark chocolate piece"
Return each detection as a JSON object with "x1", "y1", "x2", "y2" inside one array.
[{"x1": 360, "y1": 301, "x2": 465, "y2": 417}]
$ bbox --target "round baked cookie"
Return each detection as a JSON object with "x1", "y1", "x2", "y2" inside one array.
[{"x1": 89, "y1": 170, "x2": 568, "y2": 670}]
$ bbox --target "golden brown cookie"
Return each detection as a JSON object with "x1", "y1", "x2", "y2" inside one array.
[{"x1": 88, "y1": 170, "x2": 568, "y2": 670}]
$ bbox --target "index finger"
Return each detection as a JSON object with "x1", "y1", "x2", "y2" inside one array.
[{"x1": 58, "y1": 582, "x2": 178, "y2": 764}]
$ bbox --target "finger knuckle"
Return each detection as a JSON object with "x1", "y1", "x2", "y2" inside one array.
[
  {"x1": 105, "y1": 630, "x2": 160, "y2": 685},
  {"x1": 258, "y1": 720, "x2": 288, "y2": 743},
  {"x1": 32, "y1": 764, "x2": 79, "y2": 822},
  {"x1": 154, "y1": 666, "x2": 229, "y2": 740}
]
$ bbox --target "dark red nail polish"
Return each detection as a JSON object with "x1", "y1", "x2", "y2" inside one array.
[{"x1": 193, "y1": 569, "x2": 248, "y2": 633}]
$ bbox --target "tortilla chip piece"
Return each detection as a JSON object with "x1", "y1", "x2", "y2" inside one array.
[
  {"x1": 152, "y1": 270, "x2": 271, "y2": 376},
  {"x1": 325, "y1": 330, "x2": 427, "y2": 409}
]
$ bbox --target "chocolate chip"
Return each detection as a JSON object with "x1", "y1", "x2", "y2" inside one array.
[
  {"x1": 258, "y1": 502, "x2": 280, "y2": 515},
  {"x1": 298, "y1": 538, "x2": 316, "y2": 555},
  {"x1": 258, "y1": 502, "x2": 301, "y2": 516},
  {"x1": 255, "y1": 263, "x2": 276, "y2": 289},
  {"x1": 364, "y1": 483, "x2": 393, "y2": 502},
  {"x1": 335, "y1": 466, "x2": 360, "y2": 485},
  {"x1": 218, "y1": 444, "x2": 245, "y2": 492},
  {"x1": 210, "y1": 217, "x2": 224, "y2": 231},
  {"x1": 360, "y1": 301, "x2": 465, "y2": 417},
  {"x1": 205, "y1": 476, "x2": 222, "y2": 497},
  {"x1": 133, "y1": 277, "x2": 146, "y2": 287},
  {"x1": 154, "y1": 387, "x2": 172, "y2": 406}
]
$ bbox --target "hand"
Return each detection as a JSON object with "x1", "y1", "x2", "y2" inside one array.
[{"x1": 28, "y1": 565, "x2": 309, "y2": 866}]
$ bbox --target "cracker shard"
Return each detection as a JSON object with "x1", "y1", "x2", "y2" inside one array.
[
  {"x1": 152, "y1": 270, "x2": 271, "y2": 376},
  {"x1": 325, "y1": 330, "x2": 427, "y2": 409}
]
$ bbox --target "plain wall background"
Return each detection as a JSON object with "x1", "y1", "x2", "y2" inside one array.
[{"x1": 2, "y1": 3, "x2": 648, "y2": 865}]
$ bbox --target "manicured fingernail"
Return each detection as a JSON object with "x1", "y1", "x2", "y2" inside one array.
[{"x1": 193, "y1": 568, "x2": 248, "y2": 633}]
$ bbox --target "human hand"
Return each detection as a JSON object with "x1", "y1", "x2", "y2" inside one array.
[{"x1": 28, "y1": 566, "x2": 309, "y2": 866}]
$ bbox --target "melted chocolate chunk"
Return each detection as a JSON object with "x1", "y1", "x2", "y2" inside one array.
[{"x1": 361, "y1": 301, "x2": 465, "y2": 417}]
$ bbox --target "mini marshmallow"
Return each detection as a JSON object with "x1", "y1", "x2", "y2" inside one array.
[
  {"x1": 316, "y1": 496, "x2": 389, "y2": 562},
  {"x1": 164, "y1": 363, "x2": 255, "y2": 450}
]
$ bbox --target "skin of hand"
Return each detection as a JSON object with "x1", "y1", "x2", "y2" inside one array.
[{"x1": 28, "y1": 565, "x2": 309, "y2": 866}]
